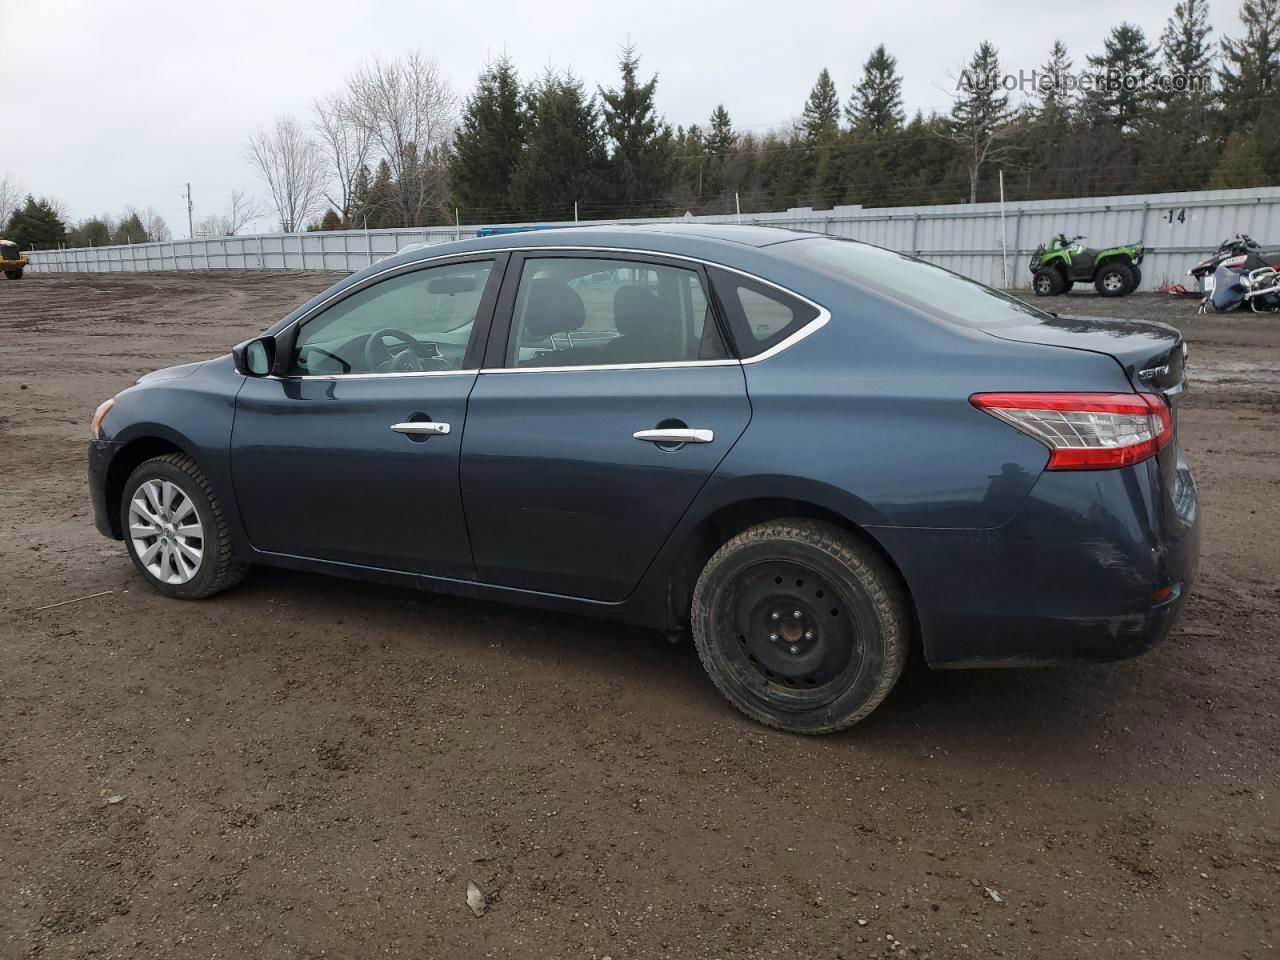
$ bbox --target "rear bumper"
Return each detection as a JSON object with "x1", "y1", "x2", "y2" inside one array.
[
  {"x1": 871, "y1": 448, "x2": 1200, "y2": 667},
  {"x1": 89, "y1": 439, "x2": 124, "y2": 539}
]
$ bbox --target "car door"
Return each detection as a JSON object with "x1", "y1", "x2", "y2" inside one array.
[
  {"x1": 231, "y1": 255, "x2": 504, "y2": 578},
  {"x1": 459, "y1": 251, "x2": 751, "y2": 602}
]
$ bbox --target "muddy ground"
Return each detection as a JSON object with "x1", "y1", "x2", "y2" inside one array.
[{"x1": 0, "y1": 273, "x2": 1276, "y2": 959}]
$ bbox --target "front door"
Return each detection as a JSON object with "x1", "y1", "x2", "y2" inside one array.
[
  {"x1": 231, "y1": 256, "x2": 502, "y2": 578},
  {"x1": 460, "y1": 253, "x2": 751, "y2": 602}
]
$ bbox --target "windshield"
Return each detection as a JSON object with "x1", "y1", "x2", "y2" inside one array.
[{"x1": 784, "y1": 236, "x2": 1050, "y2": 330}]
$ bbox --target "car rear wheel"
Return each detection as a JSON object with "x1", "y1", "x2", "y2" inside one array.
[
  {"x1": 121, "y1": 453, "x2": 248, "y2": 599},
  {"x1": 1095, "y1": 262, "x2": 1134, "y2": 297},
  {"x1": 690, "y1": 519, "x2": 910, "y2": 734},
  {"x1": 4, "y1": 269, "x2": 21, "y2": 280}
]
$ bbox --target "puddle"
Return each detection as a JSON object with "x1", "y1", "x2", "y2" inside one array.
[{"x1": 1189, "y1": 360, "x2": 1280, "y2": 392}]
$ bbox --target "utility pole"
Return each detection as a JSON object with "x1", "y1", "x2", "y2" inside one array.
[{"x1": 184, "y1": 183, "x2": 194, "y2": 239}]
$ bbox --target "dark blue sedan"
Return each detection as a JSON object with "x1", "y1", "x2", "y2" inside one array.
[{"x1": 87, "y1": 225, "x2": 1200, "y2": 733}]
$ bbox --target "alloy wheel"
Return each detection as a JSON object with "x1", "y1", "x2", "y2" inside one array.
[{"x1": 128, "y1": 479, "x2": 204, "y2": 585}]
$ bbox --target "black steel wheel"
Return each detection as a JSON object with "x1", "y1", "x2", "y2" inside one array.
[{"x1": 691, "y1": 519, "x2": 910, "y2": 734}]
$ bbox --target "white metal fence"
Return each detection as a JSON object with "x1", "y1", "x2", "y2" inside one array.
[{"x1": 22, "y1": 185, "x2": 1280, "y2": 291}]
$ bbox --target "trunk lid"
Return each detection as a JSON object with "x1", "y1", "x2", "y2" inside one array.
[{"x1": 982, "y1": 313, "x2": 1186, "y2": 394}]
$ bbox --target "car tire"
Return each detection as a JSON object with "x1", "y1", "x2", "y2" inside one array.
[
  {"x1": 1095, "y1": 262, "x2": 1134, "y2": 297},
  {"x1": 120, "y1": 453, "x2": 248, "y2": 600},
  {"x1": 4, "y1": 269, "x2": 21, "y2": 280},
  {"x1": 690, "y1": 519, "x2": 910, "y2": 734},
  {"x1": 1032, "y1": 267, "x2": 1065, "y2": 296},
  {"x1": 1126, "y1": 266, "x2": 1142, "y2": 293},
  {"x1": 1062, "y1": 279, "x2": 1075, "y2": 293}
]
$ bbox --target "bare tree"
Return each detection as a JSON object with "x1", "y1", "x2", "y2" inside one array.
[
  {"x1": 140, "y1": 207, "x2": 172, "y2": 242},
  {"x1": 195, "y1": 191, "x2": 264, "y2": 238},
  {"x1": 347, "y1": 53, "x2": 456, "y2": 225},
  {"x1": 314, "y1": 91, "x2": 372, "y2": 223},
  {"x1": 245, "y1": 116, "x2": 328, "y2": 232},
  {"x1": 226, "y1": 188, "x2": 266, "y2": 235},
  {"x1": 0, "y1": 174, "x2": 24, "y2": 227}
]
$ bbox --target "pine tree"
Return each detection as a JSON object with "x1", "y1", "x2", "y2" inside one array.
[
  {"x1": 113, "y1": 211, "x2": 147, "y2": 245},
  {"x1": 5, "y1": 196, "x2": 67, "y2": 249},
  {"x1": 365, "y1": 160, "x2": 397, "y2": 227},
  {"x1": 946, "y1": 42, "x2": 1020, "y2": 203},
  {"x1": 1160, "y1": 1, "x2": 1216, "y2": 136},
  {"x1": 349, "y1": 164, "x2": 372, "y2": 226},
  {"x1": 449, "y1": 56, "x2": 526, "y2": 221},
  {"x1": 319, "y1": 209, "x2": 343, "y2": 231},
  {"x1": 1219, "y1": 0, "x2": 1280, "y2": 127},
  {"x1": 801, "y1": 68, "x2": 841, "y2": 142},
  {"x1": 1085, "y1": 23, "x2": 1159, "y2": 129},
  {"x1": 705, "y1": 104, "x2": 735, "y2": 156},
  {"x1": 846, "y1": 45, "x2": 905, "y2": 135},
  {"x1": 599, "y1": 45, "x2": 674, "y2": 217},
  {"x1": 1163, "y1": 0, "x2": 1215, "y2": 84},
  {"x1": 1035, "y1": 41, "x2": 1077, "y2": 125},
  {"x1": 701, "y1": 105, "x2": 737, "y2": 203},
  {"x1": 509, "y1": 70, "x2": 610, "y2": 221}
]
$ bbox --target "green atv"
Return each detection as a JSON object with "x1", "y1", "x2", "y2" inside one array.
[{"x1": 1029, "y1": 234, "x2": 1146, "y2": 298}]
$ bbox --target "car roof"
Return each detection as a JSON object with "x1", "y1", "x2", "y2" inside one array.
[{"x1": 398, "y1": 223, "x2": 820, "y2": 265}]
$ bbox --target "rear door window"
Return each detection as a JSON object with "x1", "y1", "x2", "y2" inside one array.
[
  {"x1": 505, "y1": 256, "x2": 727, "y2": 368},
  {"x1": 708, "y1": 268, "x2": 820, "y2": 357}
]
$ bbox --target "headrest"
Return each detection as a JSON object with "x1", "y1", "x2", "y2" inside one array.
[
  {"x1": 613, "y1": 285, "x2": 673, "y2": 337},
  {"x1": 522, "y1": 278, "x2": 586, "y2": 338}
]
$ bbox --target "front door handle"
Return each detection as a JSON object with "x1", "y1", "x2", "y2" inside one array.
[
  {"x1": 633, "y1": 428, "x2": 714, "y2": 444},
  {"x1": 390, "y1": 421, "x2": 451, "y2": 436}
]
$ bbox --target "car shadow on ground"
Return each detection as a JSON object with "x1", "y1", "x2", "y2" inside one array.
[{"x1": 214, "y1": 565, "x2": 1152, "y2": 760}]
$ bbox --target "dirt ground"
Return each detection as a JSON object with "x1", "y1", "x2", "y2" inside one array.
[{"x1": 1, "y1": 273, "x2": 1277, "y2": 960}]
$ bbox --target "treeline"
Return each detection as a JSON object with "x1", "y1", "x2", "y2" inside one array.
[
  {"x1": 277, "y1": 0, "x2": 1277, "y2": 230},
  {"x1": 6, "y1": 0, "x2": 1277, "y2": 250}
]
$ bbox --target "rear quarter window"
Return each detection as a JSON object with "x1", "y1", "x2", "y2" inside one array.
[
  {"x1": 708, "y1": 268, "x2": 820, "y2": 357},
  {"x1": 782, "y1": 236, "x2": 1048, "y2": 330}
]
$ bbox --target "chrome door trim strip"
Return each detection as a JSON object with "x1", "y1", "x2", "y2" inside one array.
[
  {"x1": 481, "y1": 358, "x2": 741, "y2": 375},
  {"x1": 267, "y1": 368, "x2": 479, "y2": 382}
]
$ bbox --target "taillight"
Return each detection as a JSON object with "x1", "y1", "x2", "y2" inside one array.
[{"x1": 970, "y1": 392, "x2": 1172, "y2": 470}]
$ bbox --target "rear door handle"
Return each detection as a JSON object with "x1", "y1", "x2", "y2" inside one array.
[
  {"x1": 633, "y1": 428, "x2": 714, "y2": 444},
  {"x1": 390, "y1": 421, "x2": 450, "y2": 436}
]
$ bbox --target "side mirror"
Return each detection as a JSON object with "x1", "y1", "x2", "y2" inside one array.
[{"x1": 233, "y1": 337, "x2": 276, "y2": 377}]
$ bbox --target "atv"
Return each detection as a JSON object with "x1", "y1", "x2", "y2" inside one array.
[{"x1": 1030, "y1": 234, "x2": 1146, "y2": 298}]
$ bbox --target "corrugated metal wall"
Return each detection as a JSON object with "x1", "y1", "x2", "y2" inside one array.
[{"x1": 22, "y1": 185, "x2": 1280, "y2": 291}]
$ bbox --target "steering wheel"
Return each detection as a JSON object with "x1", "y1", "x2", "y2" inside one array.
[{"x1": 364, "y1": 328, "x2": 427, "y2": 374}]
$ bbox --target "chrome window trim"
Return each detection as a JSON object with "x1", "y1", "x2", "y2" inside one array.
[
  {"x1": 482, "y1": 358, "x2": 742, "y2": 376},
  {"x1": 267, "y1": 368, "x2": 479, "y2": 382},
  {"x1": 274, "y1": 245, "x2": 831, "y2": 379}
]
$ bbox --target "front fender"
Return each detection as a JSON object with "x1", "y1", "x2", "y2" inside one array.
[{"x1": 96, "y1": 355, "x2": 251, "y2": 558}]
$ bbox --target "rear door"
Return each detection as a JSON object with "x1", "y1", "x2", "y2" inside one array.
[
  {"x1": 459, "y1": 251, "x2": 751, "y2": 601},
  {"x1": 231, "y1": 256, "x2": 503, "y2": 578}
]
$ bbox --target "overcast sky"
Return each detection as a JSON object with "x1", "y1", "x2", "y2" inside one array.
[{"x1": 3, "y1": 0, "x2": 1201, "y2": 235}]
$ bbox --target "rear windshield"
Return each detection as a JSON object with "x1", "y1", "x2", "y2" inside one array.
[{"x1": 783, "y1": 236, "x2": 1050, "y2": 330}]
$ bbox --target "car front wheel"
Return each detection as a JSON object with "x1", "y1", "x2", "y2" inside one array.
[
  {"x1": 690, "y1": 519, "x2": 910, "y2": 734},
  {"x1": 121, "y1": 453, "x2": 248, "y2": 599}
]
